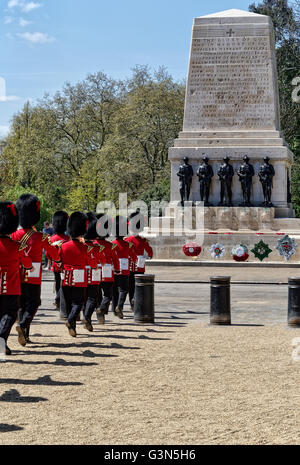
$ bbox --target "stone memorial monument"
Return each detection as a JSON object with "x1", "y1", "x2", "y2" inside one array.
[
  {"x1": 196, "y1": 156, "x2": 214, "y2": 205},
  {"x1": 144, "y1": 9, "x2": 300, "y2": 262},
  {"x1": 169, "y1": 8, "x2": 293, "y2": 217}
]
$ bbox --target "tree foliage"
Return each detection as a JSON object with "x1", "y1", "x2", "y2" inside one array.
[
  {"x1": 1, "y1": 2, "x2": 300, "y2": 217},
  {"x1": 249, "y1": 1, "x2": 300, "y2": 213},
  {"x1": 0, "y1": 68, "x2": 185, "y2": 217}
]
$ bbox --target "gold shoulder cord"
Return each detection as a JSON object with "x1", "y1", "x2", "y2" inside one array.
[
  {"x1": 19, "y1": 229, "x2": 36, "y2": 250},
  {"x1": 42, "y1": 233, "x2": 50, "y2": 243}
]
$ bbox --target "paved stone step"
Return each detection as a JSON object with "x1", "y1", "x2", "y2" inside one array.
[
  {"x1": 179, "y1": 131, "x2": 281, "y2": 139},
  {"x1": 174, "y1": 138, "x2": 284, "y2": 147}
]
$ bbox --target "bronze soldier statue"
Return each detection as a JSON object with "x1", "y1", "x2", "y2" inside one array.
[
  {"x1": 237, "y1": 155, "x2": 255, "y2": 206},
  {"x1": 217, "y1": 156, "x2": 234, "y2": 206},
  {"x1": 196, "y1": 156, "x2": 214, "y2": 206},
  {"x1": 258, "y1": 157, "x2": 275, "y2": 207},
  {"x1": 177, "y1": 157, "x2": 194, "y2": 206}
]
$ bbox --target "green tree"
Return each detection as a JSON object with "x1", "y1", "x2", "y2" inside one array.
[{"x1": 249, "y1": 0, "x2": 300, "y2": 213}]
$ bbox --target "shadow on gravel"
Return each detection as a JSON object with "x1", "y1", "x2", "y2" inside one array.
[
  {"x1": 0, "y1": 424, "x2": 23, "y2": 432},
  {"x1": 96, "y1": 328, "x2": 173, "y2": 334},
  {"x1": 5, "y1": 358, "x2": 99, "y2": 366},
  {"x1": 0, "y1": 375, "x2": 83, "y2": 386},
  {"x1": 11, "y1": 347, "x2": 120, "y2": 358},
  {"x1": 0, "y1": 389, "x2": 47, "y2": 403},
  {"x1": 230, "y1": 324, "x2": 265, "y2": 327}
]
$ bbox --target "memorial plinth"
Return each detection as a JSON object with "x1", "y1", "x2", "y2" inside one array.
[
  {"x1": 169, "y1": 9, "x2": 294, "y2": 215},
  {"x1": 144, "y1": 9, "x2": 300, "y2": 263}
]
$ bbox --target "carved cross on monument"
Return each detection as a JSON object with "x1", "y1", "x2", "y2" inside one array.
[{"x1": 226, "y1": 28, "x2": 235, "y2": 37}]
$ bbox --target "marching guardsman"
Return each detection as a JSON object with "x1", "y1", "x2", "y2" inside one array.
[
  {"x1": 94, "y1": 214, "x2": 119, "y2": 324},
  {"x1": 82, "y1": 213, "x2": 105, "y2": 332},
  {"x1": 0, "y1": 202, "x2": 33, "y2": 354},
  {"x1": 12, "y1": 194, "x2": 60, "y2": 346},
  {"x1": 48, "y1": 211, "x2": 69, "y2": 312},
  {"x1": 111, "y1": 215, "x2": 137, "y2": 319},
  {"x1": 59, "y1": 212, "x2": 97, "y2": 337},
  {"x1": 125, "y1": 210, "x2": 153, "y2": 309}
]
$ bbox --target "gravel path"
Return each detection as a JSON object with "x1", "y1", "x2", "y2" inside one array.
[{"x1": 0, "y1": 280, "x2": 299, "y2": 445}]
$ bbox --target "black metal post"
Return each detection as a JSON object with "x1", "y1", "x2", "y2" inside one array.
[
  {"x1": 210, "y1": 276, "x2": 231, "y2": 325},
  {"x1": 134, "y1": 274, "x2": 155, "y2": 324},
  {"x1": 288, "y1": 277, "x2": 300, "y2": 327}
]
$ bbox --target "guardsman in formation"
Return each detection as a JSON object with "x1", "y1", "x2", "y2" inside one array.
[
  {"x1": 12, "y1": 194, "x2": 60, "y2": 346},
  {"x1": 0, "y1": 202, "x2": 33, "y2": 355},
  {"x1": 111, "y1": 215, "x2": 137, "y2": 319},
  {"x1": 94, "y1": 214, "x2": 119, "y2": 325},
  {"x1": 125, "y1": 210, "x2": 153, "y2": 309},
  {"x1": 48, "y1": 211, "x2": 69, "y2": 315},
  {"x1": 59, "y1": 212, "x2": 97, "y2": 337},
  {"x1": 82, "y1": 213, "x2": 105, "y2": 332}
]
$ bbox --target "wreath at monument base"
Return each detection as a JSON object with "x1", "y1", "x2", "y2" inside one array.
[
  {"x1": 182, "y1": 242, "x2": 202, "y2": 257},
  {"x1": 251, "y1": 240, "x2": 273, "y2": 262},
  {"x1": 232, "y1": 244, "x2": 249, "y2": 262},
  {"x1": 276, "y1": 235, "x2": 298, "y2": 261},
  {"x1": 210, "y1": 243, "x2": 225, "y2": 259}
]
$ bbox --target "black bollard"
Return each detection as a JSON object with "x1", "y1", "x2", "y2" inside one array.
[
  {"x1": 288, "y1": 277, "x2": 300, "y2": 327},
  {"x1": 210, "y1": 276, "x2": 231, "y2": 325},
  {"x1": 134, "y1": 274, "x2": 155, "y2": 324}
]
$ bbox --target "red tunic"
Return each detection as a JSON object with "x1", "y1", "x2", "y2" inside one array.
[
  {"x1": 59, "y1": 239, "x2": 97, "y2": 288},
  {"x1": 85, "y1": 240, "x2": 105, "y2": 285},
  {"x1": 11, "y1": 228, "x2": 60, "y2": 285},
  {"x1": 125, "y1": 235, "x2": 153, "y2": 273},
  {"x1": 112, "y1": 239, "x2": 137, "y2": 276},
  {"x1": 48, "y1": 233, "x2": 69, "y2": 272},
  {"x1": 0, "y1": 236, "x2": 32, "y2": 295},
  {"x1": 93, "y1": 239, "x2": 119, "y2": 283}
]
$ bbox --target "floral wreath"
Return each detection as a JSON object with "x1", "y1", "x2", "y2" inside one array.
[
  {"x1": 251, "y1": 240, "x2": 272, "y2": 262},
  {"x1": 232, "y1": 244, "x2": 249, "y2": 262},
  {"x1": 182, "y1": 242, "x2": 202, "y2": 257},
  {"x1": 210, "y1": 243, "x2": 225, "y2": 259},
  {"x1": 276, "y1": 235, "x2": 298, "y2": 261}
]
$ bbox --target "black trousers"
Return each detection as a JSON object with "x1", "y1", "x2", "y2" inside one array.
[
  {"x1": 128, "y1": 272, "x2": 136, "y2": 303},
  {"x1": 0, "y1": 295, "x2": 19, "y2": 342},
  {"x1": 99, "y1": 282, "x2": 113, "y2": 313},
  {"x1": 19, "y1": 283, "x2": 41, "y2": 336},
  {"x1": 54, "y1": 272, "x2": 61, "y2": 305},
  {"x1": 112, "y1": 274, "x2": 129, "y2": 311},
  {"x1": 61, "y1": 286, "x2": 85, "y2": 327},
  {"x1": 128, "y1": 271, "x2": 145, "y2": 303},
  {"x1": 83, "y1": 285, "x2": 99, "y2": 322}
]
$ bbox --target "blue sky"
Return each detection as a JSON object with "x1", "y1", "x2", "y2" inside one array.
[{"x1": 0, "y1": 0, "x2": 252, "y2": 137}]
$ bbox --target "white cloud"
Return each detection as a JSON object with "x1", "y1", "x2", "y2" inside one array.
[
  {"x1": 0, "y1": 95, "x2": 20, "y2": 102},
  {"x1": 22, "y1": 2, "x2": 42, "y2": 13},
  {"x1": 4, "y1": 16, "x2": 14, "y2": 24},
  {"x1": 7, "y1": 0, "x2": 21, "y2": 8},
  {"x1": 7, "y1": 1, "x2": 42, "y2": 12},
  {"x1": 0, "y1": 126, "x2": 10, "y2": 138},
  {"x1": 19, "y1": 17, "x2": 31, "y2": 26},
  {"x1": 17, "y1": 31, "x2": 55, "y2": 43}
]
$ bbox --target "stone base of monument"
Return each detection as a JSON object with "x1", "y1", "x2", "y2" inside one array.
[{"x1": 144, "y1": 205, "x2": 300, "y2": 264}]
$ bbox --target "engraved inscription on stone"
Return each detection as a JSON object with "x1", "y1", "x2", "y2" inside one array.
[{"x1": 183, "y1": 34, "x2": 277, "y2": 130}]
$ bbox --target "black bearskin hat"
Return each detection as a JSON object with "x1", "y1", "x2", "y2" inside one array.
[
  {"x1": 128, "y1": 209, "x2": 144, "y2": 234},
  {"x1": 67, "y1": 212, "x2": 88, "y2": 239},
  {"x1": 0, "y1": 202, "x2": 19, "y2": 235},
  {"x1": 16, "y1": 194, "x2": 40, "y2": 228},
  {"x1": 84, "y1": 212, "x2": 98, "y2": 240},
  {"x1": 96, "y1": 213, "x2": 112, "y2": 238},
  {"x1": 52, "y1": 211, "x2": 69, "y2": 235},
  {"x1": 113, "y1": 215, "x2": 128, "y2": 238}
]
